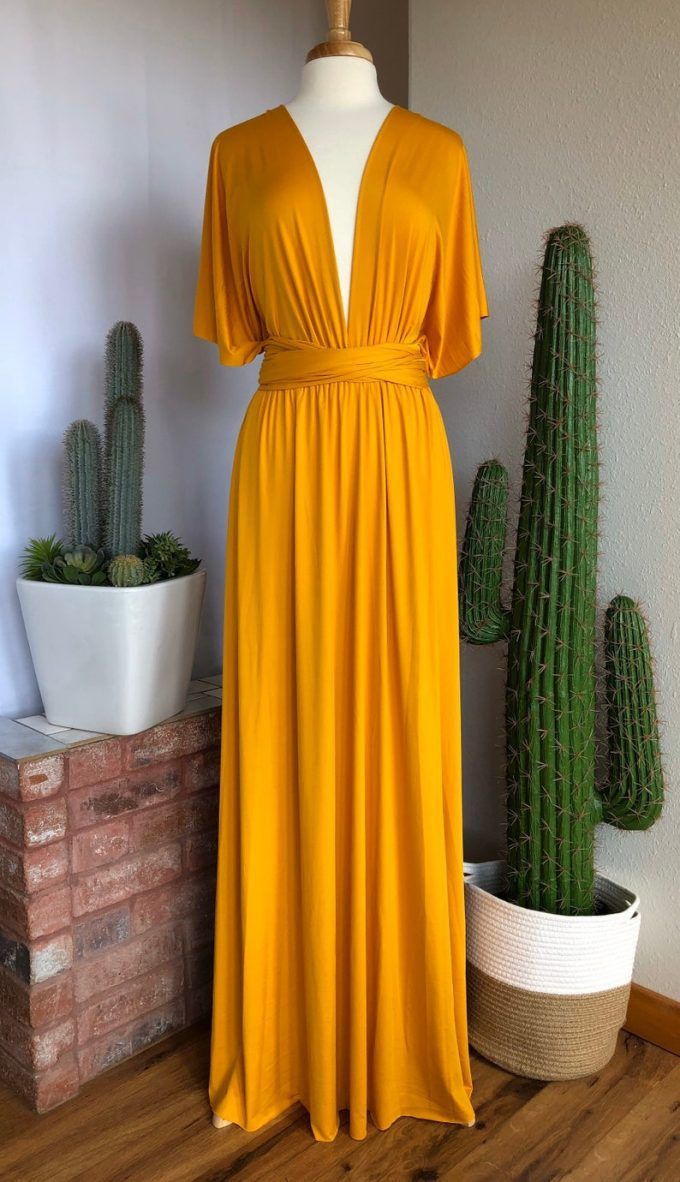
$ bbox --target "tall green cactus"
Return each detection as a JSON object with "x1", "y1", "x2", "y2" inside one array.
[
  {"x1": 103, "y1": 322, "x2": 145, "y2": 557},
  {"x1": 105, "y1": 319, "x2": 143, "y2": 412},
  {"x1": 105, "y1": 395, "x2": 144, "y2": 556},
  {"x1": 63, "y1": 419, "x2": 103, "y2": 549},
  {"x1": 61, "y1": 321, "x2": 145, "y2": 560},
  {"x1": 459, "y1": 225, "x2": 664, "y2": 916}
]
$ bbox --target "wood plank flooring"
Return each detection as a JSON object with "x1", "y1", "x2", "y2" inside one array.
[{"x1": 1, "y1": 1020, "x2": 678, "y2": 1181}]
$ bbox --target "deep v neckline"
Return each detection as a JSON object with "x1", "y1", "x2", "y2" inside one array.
[{"x1": 276, "y1": 103, "x2": 401, "y2": 341}]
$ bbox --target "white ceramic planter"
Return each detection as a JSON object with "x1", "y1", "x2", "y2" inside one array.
[
  {"x1": 16, "y1": 570, "x2": 207, "y2": 736},
  {"x1": 464, "y1": 860, "x2": 641, "y2": 1080}
]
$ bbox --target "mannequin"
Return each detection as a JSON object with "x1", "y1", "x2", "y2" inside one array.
[{"x1": 283, "y1": 2, "x2": 392, "y2": 328}]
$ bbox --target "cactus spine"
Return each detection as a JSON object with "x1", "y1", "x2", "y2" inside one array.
[
  {"x1": 103, "y1": 322, "x2": 145, "y2": 557},
  {"x1": 63, "y1": 419, "x2": 103, "y2": 549},
  {"x1": 459, "y1": 225, "x2": 664, "y2": 916}
]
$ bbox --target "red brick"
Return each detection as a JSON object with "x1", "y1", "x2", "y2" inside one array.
[
  {"x1": 0, "y1": 758, "x2": 19, "y2": 799},
  {"x1": 0, "y1": 838, "x2": 69, "y2": 894},
  {"x1": 0, "y1": 928, "x2": 30, "y2": 980},
  {"x1": 76, "y1": 961, "x2": 184, "y2": 1043},
  {"x1": 128, "y1": 997, "x2": 186, "y2": 1055},
  {"x1": 73, "y1": 924, "x2": 183, "y2": 1003},
  {"x1": 31, "y1": 974, "x2": 74, "y2": 1028},
  {"x1": 132, "y1": 873, "x2": 215, "y2": 935},
  {"x1": 0, "y1": 1011, "x2": 74, "y2": 1072},
  {"x1": 13, "y1": 755, "x2": 65, "y2": 802},
  {"x1": 32, "y1": 931, "x2": 74, "y2": 984},
  {"x1": 25, "y1": 798, "x2": 68, "y2": 846},
  {"x1": 0, "y1": 924, "x2": 70, "y2": 990},
  {"x1": 183, "y1": 828, "x2": 218, "y2": 873},
  {"x1": 186, "y1": 942, "x2": 213, "y2": 992},
  {"x1": 67, "y1": 739, "x2": 123, "y2": 790},
  {"x1": 77, "y1": 996, "x2": 185, "y2": 1083},
  {"x1": 29, "y1": 886, "x2": 72, "y2": 940},
  {"x1": 125, "y1": 710, "x2": 220, "y2": 769},
  {"x1": 0, "y1": 799, "x2": 22, "y2": 845},
  {"x1": 182, "y1": 907, "x2": 216, "y2": 954},
  {"x1": 0, "y1": 966, "x2": 28, "y2": 1023},
  {"x1": 73, "y1": 906, "x2": 130, "y2": 960},
  {"x1": 131, "y1": 793, "x2": 218, "y2": 851},
  {"x1": 34, "y1": 1050, "x2": 80, "y2": 1112},
  {"x1": 0, "y1": 1042, "x2": 31, "y2": 1108},
  {"x1": 71, "y1": 819, "x2": 129, "y2": 872},
  {"x1": 0, "y1": 798, "x2": 67, "y2": 848},
  {"x1": 67, "y1": 764, "x2": 182, "y2": 830},
  {"x1": 0, "y1": 883, "x2": 71, "y2": 941},
  {"x1": 183, "y1": 747, "x2": 220, "y2": 794},
  {"x1": 71, "y1": 844, "x2": 182, "y2": 917}
]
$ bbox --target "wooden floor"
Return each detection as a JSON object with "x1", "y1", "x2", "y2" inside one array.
[{"x1": 1, "y1": 1021, "x2": 678, "y2": 1181}]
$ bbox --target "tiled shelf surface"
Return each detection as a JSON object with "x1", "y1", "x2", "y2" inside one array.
[{"x1": 1, "y1": 674, "x2": 223, "y2": 761}]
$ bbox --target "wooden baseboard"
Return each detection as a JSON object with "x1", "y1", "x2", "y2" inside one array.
[{"x1": 624, "y1": 983, "x2": 680, "y2": 1057}]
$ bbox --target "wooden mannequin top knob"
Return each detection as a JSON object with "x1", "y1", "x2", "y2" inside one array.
[{"x1": 306, "y1": 0, "x2": 373, "y2": 63}]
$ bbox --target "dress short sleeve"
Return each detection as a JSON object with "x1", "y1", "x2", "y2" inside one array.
[
  {"x1": 193, "y1": 135, "x2": 264, "y2": 367},
  {"x1": 421, "y1": 136, "x2": 489, "y2": 380}
]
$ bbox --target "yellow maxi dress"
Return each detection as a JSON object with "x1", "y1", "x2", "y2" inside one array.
[{"x1": 193, "y1": 102, "x2": 489, "y2": 1143}]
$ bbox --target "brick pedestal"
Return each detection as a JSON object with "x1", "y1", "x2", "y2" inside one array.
[{"x1": 0, "y1": 701, "x2": 220, "y2": 1111}]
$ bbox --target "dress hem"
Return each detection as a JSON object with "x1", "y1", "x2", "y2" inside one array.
[{"x1": 211, "y1": 1093, "x2": 476, "y2": 1143}]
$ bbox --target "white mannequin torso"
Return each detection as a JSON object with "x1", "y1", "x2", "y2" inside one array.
[{"x1": 285, "y1": 58, "x2": 393, "y2": 325}]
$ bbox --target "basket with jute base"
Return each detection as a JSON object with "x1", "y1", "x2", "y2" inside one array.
[
  {"x1": 464, "y1": 861, "x2": 640, "y2": 1079},
  {"x1": 458, "y1": 225, "x2": 664, "y2": 1080}
]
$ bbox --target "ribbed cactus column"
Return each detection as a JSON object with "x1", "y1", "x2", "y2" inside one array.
[
  {"x1": 63, "y1": 419, "x2": 103, "y2": 549},
  {"x1": 103, "y1": 322, "x2": 145, "y2": 557},
  {"x1": 459, "y1": 460, "x2": 510, "y2": 645},
  {"x1": 602, "y1": 595, "x2": 664, "y2": 830},
  {"x1": 506, "y1": 225, "x2": 599, "y2": 915}
]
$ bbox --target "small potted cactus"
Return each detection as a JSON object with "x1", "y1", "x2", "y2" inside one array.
[
  {"x1": 17, "y1": 322, "x2": 206, "y2": 735},
  {"x1": 458, "y1": 225, "x2": 664, "y2": 1080}
]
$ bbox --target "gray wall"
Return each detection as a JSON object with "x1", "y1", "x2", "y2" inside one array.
[
  {"x1": 0, "y1": 0, "x2": 408, "y2": 719},
  {"x1": 411, "y1": 0, "x2": 680, "y2": 1000}
]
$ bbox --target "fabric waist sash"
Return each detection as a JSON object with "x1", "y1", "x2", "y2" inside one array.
[{"x1": 257, "y1": 336, "x2": 430, "y2": 390}]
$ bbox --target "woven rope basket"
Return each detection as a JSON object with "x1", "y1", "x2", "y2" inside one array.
[{"x1": 464, "y1": 861, "x2": 641, "y2": 1080}]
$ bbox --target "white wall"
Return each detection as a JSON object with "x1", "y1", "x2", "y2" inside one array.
[{"x1": 412, "y1": 0, "x2": 680, "y2": 1000}]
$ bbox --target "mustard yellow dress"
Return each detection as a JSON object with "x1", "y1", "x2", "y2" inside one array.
[{"x1": 193, "y1": 102, "x2": 488, "y2": 1143}]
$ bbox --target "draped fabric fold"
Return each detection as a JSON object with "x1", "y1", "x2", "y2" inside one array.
[{"x1": 258, "y1": 337, "x2": 430, "y2": 389}]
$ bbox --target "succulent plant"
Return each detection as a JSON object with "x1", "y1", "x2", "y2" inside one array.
[
  {"x1": 458, "y1": 224, "x2": 664, "y2": 916},
  {"x1": 140, "y1": 531, "x2": 201, "y2": 581},
  {"x1": 19, "y1": 535, "x2": 65, "y2": 581},
  {"x1": 108, "y1": 554, "x2": 146, "y2": 587},
  {"x1": 41, "y1": 545, "x2": 108, "y2": 585}
]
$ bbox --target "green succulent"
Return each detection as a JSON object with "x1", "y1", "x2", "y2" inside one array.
[
  {"x1": 108, "y1": 554, "x2": 145, "y2": 587},
  {"x1": 139, "y1": 531, "x2": 200, "y2": 581},
  {"x1": 20, "y1": 535, "x2": 65, "y2": 581},
  {"x1": 41, "y1": 545, "x2": 108, "y2": 586},
  {"x1": 141, "y1": 557, "x2": 161, "y2": 585}
]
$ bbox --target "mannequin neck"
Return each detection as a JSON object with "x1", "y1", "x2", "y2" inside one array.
[{"x1": 290, "y1": 57, "x2": 385, "y2": 110}]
